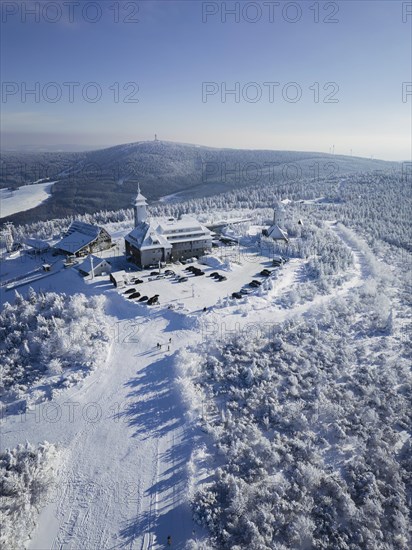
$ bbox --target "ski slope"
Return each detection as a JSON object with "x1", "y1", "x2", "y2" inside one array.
[
  {"x1": 2, "y1": 302, "x2": 201, "y2": 549},
  {"x1": 0, "y1": 181, "x2": 57, "y2": 219}
]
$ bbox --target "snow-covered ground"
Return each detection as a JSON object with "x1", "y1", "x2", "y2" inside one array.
[
  {"x1": 0, "y1": 222, "x2": 395, "y2": 549},
  {"x1": 0, "y1": 181, "x2": 57, "y2": 219}
]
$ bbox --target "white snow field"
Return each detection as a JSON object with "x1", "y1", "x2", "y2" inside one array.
[
  {"x1": 0, "y1": 224, "x2": 380, "y2": 549},
  {"x1": 0, "y1": 181, "x2": 57, "y2": 219},
  {"x1": 2, "y1": 296, "x2": 204, "y2": 549}
]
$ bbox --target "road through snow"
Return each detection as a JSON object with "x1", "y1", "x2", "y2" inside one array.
[{"x1": 201, "y1": 222, "x2": 370, "y2": 340}]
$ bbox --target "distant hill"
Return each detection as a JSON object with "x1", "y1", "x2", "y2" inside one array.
[{"x1": 0, "y1": 140, "x2": 399, "y2": 224}]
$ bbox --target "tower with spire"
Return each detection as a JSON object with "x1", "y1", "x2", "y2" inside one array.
[
  {"x1": 132, "y1": 184, "x2": 148, "y2": 227},
  {"x1": 273, "y1": 201, "x2": 285, "y2": 228},
  {"x1": 261, "y1": 200, "x2": 288, "y2": 243}
]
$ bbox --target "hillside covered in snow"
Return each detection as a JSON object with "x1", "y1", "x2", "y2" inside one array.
[
  {"x1": 1, "y1": 141, "x2": 398, "y2": 224},
  {"x1": 0, "y1": 168, "x2": 410, "y2": 549}
]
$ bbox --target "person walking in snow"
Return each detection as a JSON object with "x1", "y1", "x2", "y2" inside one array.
[
  {"x1": 169, "y1": 337, "x2": 172, "y2": 343},
  {"x1": 167, "y1": 535, "x2": 172, "y2": 546}
]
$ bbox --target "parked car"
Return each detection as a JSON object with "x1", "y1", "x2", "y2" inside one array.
[
  {"x1": 272, "y1": 256, "x2": 288, "y2": 266},
  {"x1": 194, "y1": 271, "x2": 205, "y2": 276},
  {"x1": 150, "y1": 271, "x2": 159, "y2": 276},
  {"x1": 232, "y1": 292, "x2": 242, "y2": 299},
  {"x1": 129, "y1": 292, "x2": 141, "y2": 299},
  {"x1": 249, "y1": 280, "x2": 261, "y2": 288},
  {"x1": 165, "y1": 270, "x2": 175, "y2": 276},
  {"x1": 260, "y1": 269, "x2": 271, "y2": 277},
  {"x1": 239, "y1": 289, "x2": 250, "y2": 295},
  {"x1": 156, "y1": 274, "x2": 165, "y2": 280},
  {"x1": 209, "y1": 272, "x2": 219, "y2": 277},
  {"x1": 133, "y1": 279, "x2": 144, "y2": 284},
  {"x1": 147, "y1": 295, "x2": 159, "y2": 305},
  {"x1": 138, "y1": 295, "x2": 148, "y2": 302},
  {"x1": 124, "y1": 288, "x2": 136, "y2": 294},
  {"x1": 217, "y1": 275, "x2": 227, "y2": 281},
  {"x1": 178, "y1": 277, "x2": 188, "y2": 282}
]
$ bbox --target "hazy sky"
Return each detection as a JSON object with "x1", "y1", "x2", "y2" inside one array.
[{"x1": 1, "y1": 0, "x2": 411, "y2": 159}]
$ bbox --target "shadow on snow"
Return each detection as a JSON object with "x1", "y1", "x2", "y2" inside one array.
[{"x1": 117, "y1": 354, "x2": 195, "y2": 548}]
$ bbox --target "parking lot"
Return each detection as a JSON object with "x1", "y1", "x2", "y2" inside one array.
[{"x1": 116, "y1": 248, "x2": 289, "y2": 313}]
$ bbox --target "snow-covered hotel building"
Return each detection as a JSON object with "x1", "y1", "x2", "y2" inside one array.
[
  {"x1": 55, "y1": 221, "x2": 112, "y2": 256},
  {"x1": 125, "y1": 186, "x2": 212, "y2": 267}
]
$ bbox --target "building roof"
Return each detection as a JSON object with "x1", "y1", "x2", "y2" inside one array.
[
  {"x1": 126, "y1": 216, "x2": 213, "y2": 251},
  {"x1": 132, "y1": 184, "x2": 148, "y2": 207},
  {"x1": 76, "y1": 255, "x2": 110, "y2": 275},
  {"x1": 67, "y1": 221, "x2": 102, "y2": 237},
  {"x1": 156, "y1": 215, "x2": 212, "y2": 235},
  {"x1": 25, "y1": 238, "x2": 50, "y2": 251},
  {"x1": 125, "y1": 222, "x2": 172, "y2": 251},
  {"x1": 55, "y1": 221, "x2": 108, "y2": 254},
  {"x1": 266, "y1": 224, "x2": 289, "y2": 242},
  {"x1": 165, "y1": 234, "x2": 213, "y2": 244},
  {"x1": 275, "y1": 201, "x2": 286, "y2": 212},
  {"x1": 110, "y1": 270, "x2": 127, "y2": 283}
]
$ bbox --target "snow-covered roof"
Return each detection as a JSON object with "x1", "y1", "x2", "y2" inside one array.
[
  {"x1": 25, "y1": 238, "x2": 50, "y2": 251},
  {"x1": 132, "y1": 192, "x2": 148, "y2": 207},
  {"x1": 275, "y1": 201, "x2": 286, "y2": 212},
  {"x1": 267, "y1": 224, "x2": 289, "y2": 242},
  {"x1": 55, "y1": 221, "x2": 107, "y2": 254},
  {"x1": 66, "y1": 221, "x2": 102, "y2": 237},
  {"x1": 132, "y1": 184, "x2": 148, "y2": 207},
  {"x1": 167, "y1": 234, "x2": 213, "y2": 244},
  {"x1": 156, "y1": 216, "x2": 211, "y2": 236},
  {"x1": 110, "y1": 270, "x2": 127, "y2": 283},
  {"x1": 76, "y1": 255, "x2": 110, "y2": 275},
  {"x1": 126, "y1": 215, "x2": 212, "y2": 252},
  {"x1": 57, "y1": 232, "x2": 98, "y2": 254},
  {"x1": 125, "y1": 222, "x2": 172, "y2": 251}
]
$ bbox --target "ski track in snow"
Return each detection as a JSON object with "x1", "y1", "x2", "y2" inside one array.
[
  {"x1": 7, "y1": 312, "x2": 197, "y2": 550},
  {"x1": 2, "y1": 223, "x2": 371, "y2": 550}
]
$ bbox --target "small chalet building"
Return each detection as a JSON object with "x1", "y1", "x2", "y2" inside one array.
[
  {"x1": 262, "y1": 202, "x2": 289, "y2": 243},
  {"x1": 125, "y1": 186, "x2": 212, "y2": 268},
  {"x1": 76, "y1": 255, "x2": 111, "y2": 277},
  {"x1": 55, "y1": 221, "x2": 112, "y2": 256},
  {"x1": 110, "y1": 270, "x2": 127, "y2": 288}
]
